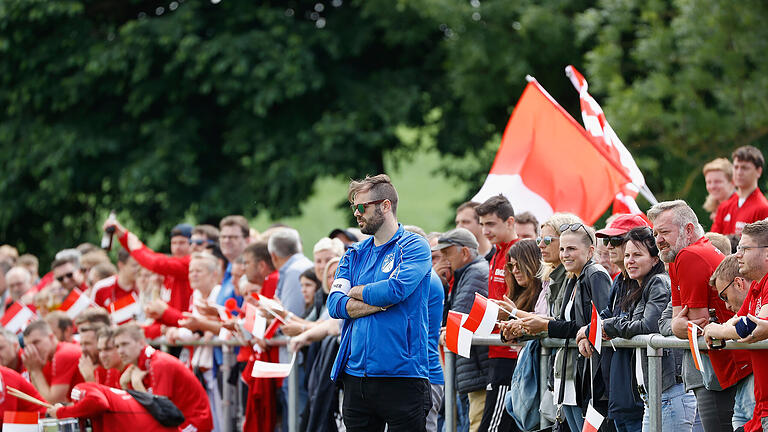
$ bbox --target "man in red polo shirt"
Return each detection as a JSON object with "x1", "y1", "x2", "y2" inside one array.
[
  {"x1": 712, "y1": 145, "x2": 768, "y2": 235},
  {"x1": 704, "y1": 221, "x2": 768, "y2": 432},
  {"x1": 649, "y1": 200, "x2": 752, "y2": 432},
  {"x1": 475, "y1": 194, "x2": 518, "y2": 432},
  {"x1": 0, "y1": 365, "x2": 47, "y2": 425},
  {"x1": 49, "y1": 382, "x2": 179, "y2": 432},
  {"x1": 91, "y1": 249, "x2": 140, "y2": 310},
  {"x1": 21, "y1": 320, "x2": 83, "y2": 404},
  {"x1": 114, "y1": 322, "x2": 213, "y2": 432}
]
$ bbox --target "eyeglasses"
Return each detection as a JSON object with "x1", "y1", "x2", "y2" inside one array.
[
  {"x1": 559, "y1": 223, "x2": 593, "y2": 244},
  {"x1": 736, "y1": 245, "x2": 768, "y2": 253},
  {"x1": 718, "y1": 278, "x2": 736, "y2": 302},
  {"x1": 351, "y1": 199, "x2": 386, "y2": 214},
  {"x1": 56, "y1": 272, "x2": 74, "y2": 282},
  {"x1": 536, "y1": 236, "x2": 558, "y2": 246},
  {"x1": 602, "y1": 236, "x2": 626, "y2": 247}
]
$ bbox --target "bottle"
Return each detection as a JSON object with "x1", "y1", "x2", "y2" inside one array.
[{"x1": 101, "y1": 210, "x2": 116, "y2": 251}]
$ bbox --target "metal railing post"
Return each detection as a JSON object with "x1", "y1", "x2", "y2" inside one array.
[
  {"x1": 221, "y1": 347, "x2": 233, "y2": 432},
  {"x1": 444, "y1": 350, "x2": 456, "y2": 432},
  {"x1": 539, "y1": 345, "x2": 551, "y2": 430},
  {"x1": 646, "y1": 336, "x2": 663, "y2": 432},
  {"x1": 288, "y1": 358, "x2": 299, "y2": 432}
]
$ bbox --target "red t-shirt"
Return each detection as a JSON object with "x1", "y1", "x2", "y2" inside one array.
[
  {"x1": 488, "y1": 239, "x2": 517, "y2": 359},
  {"x1": 738, "y1": 274, "x2": 768, "y2": 431},
  {"x1": 0, "y1": 366, "x2": 47, "y2": 425},
  {"x1": 94, "y1": 366, "x2": 121, "y2": 389},
  {"x1": 118, "y1": 233, "x2": 192, "y2": 315},
  {"x1": 712, "y1": 189, "x2": 768, "y2": 235},
  {"x1": 56, "y1": 382, "x2": 178, "y2": 432},
  {"x1": 669, "y1": 237, "x2": 751, "y2": 388},
  {"x1": 135, "y1": 346, "x2": 213, "y2": 432},
  {"x1": 42, "y1": 342, "x2": 84, "y2": 399},
  {"x1": 91, "y1": 275, "x2": 137, "y2": 309}
]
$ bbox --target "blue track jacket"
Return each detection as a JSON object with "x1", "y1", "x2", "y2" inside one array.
[{"x1": 327, "y1": 224, "x2": 432, "y2": 381}]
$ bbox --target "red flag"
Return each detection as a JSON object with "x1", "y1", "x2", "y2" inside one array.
[
  {"x1": 0, "y1": 302, "x2": 35, "y2": 334},
  {"x1": 588, "y1": 302, "x2": 603, "y2": 354},
  {"x1": 463, "y1": 293, "x2": 500, "y2": 336},
  {"x1": 264, "y1": 318, "x2": 281, "y2": 340},
  {"x1": 109, "y1": 293, "x2": 141, "y2": 324},
  {"x1": 472, "y1": 78, "x2": 629, "y2": 225},
  {"x1": 446, "y1": 311, "x2": 473, "y2": 358},
  {"x1": 58, "y1": 288, "x2": 91, "y2": 319},
  {"x1": 566, "y1": 65, "x2": 657, "y2": 215},
  {"x1": 582, "y1": 404, "x2": 604, "y2": 432}
]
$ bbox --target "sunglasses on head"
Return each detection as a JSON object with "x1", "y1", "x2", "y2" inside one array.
[
  {"x1": 350, "y1": 199, "x2": 386, "y2": 214},
  {"x1": 602, "y1": 235, "x2": 627, "y2": 247},
  {"x1": 56, "y1": 272, "x2": 74, "y2": 282},
  {"x1": 559, "y1": 223, "x2": 593, "y2": 244},
  {"x1": 536, "y1": 236, "x2": 558, "y2": 246}
]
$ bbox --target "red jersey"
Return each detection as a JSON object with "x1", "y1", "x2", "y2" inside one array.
[
  {"x1": 711, "y1": 189, "x2": 768, "y2": 235},
  {"x1": 669, "y1": 237, "x2": 751, "y2": 388},
  {"x1": 119, "y1": 232, "x2": 192, "y2": 315},
  {"x1": 738, "y1": 274, "x2": 768, "y2": 431},
  {"x1": 94, "y1": 366, "x2": 121, "y2": 389},
  {"x1": 42, "y1": 342, "x2": 84, "y2": 399},
  {"x1": 134, "y1": 346, "x2": 213, "y2": 432},
  {"x1": 261, "y1": 271, "x2": 279, "y2": 299},
  {"x1": 488, "y1": 239, "x2": 517, "y2": 359},
  {"x1": 56, "y1": 382, "x2": 178, "y2": 432},
  {"x1": 0, "y1": 366, "x2": 47, "y2": 426},
  {"x1": 91, "y1": 275, "x2": 137, "y2": 309}
]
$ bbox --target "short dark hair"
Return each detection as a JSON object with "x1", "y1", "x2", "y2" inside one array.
[
  {"x1": 220, "y1": 215, "x2": 250, "y2": 238},
  {"x1": 97, "y1": 326, "x2": 116, "y2": 344},
  {"x1": 244, "y1": 242, "x2": 275, "y2": 271},
  {"x1": 300, "y1": 268, "x2": 321, "y2": 289},
  {"x1": 475, "y1": 194, "x2": 515, "y2": 221},
  {"x1": 456, "y1": 202, "x2": 480, "y2": 222},
  {"x1": 117, "y1": 248, "x2": 131, "y2": 264},
  {"x1": 50, "y1": 258, "x2": 72, "y2": 271},
  {"x1": 44, "y1": 311, "x2": 73, "y2": 335},
  {"x1": 733, "y1": 145, "x2": 765, "y2": 169},
  {"x1": 73, "y1": 307, "x2": 112, "y2": 328},
  {"x1": 348, "y1": 174, "x2": 399, "y2": 216},
  {"x1": 742, "y1": 220, "x2": 768, "y2": 248},
  {"x1": 515, "y1": 211, "x2": 540, "y2": 234}
]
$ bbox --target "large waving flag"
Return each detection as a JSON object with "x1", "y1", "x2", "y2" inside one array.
[
  {"x1": 565, "y1": 65, "x2": 657, "y2": 214},
  {"x1": 472, "y1": 77, "x2": 631, "y2": 225}
]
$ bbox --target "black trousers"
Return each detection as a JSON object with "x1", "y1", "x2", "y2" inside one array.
[
  {"x1": 341, "y1": 373, "x2": 431, "y2": 432},
  {"x1": 479, "y1": 358, "x2": 519, "y2": 432}
]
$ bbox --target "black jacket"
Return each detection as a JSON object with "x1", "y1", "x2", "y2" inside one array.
[{"x1": 445, "y1": 256, "x2": 491, "y2": 394}]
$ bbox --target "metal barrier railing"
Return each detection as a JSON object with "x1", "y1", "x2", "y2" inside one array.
[{"x1": 443, "y1": 334, "x2": 768, "y2": 432}]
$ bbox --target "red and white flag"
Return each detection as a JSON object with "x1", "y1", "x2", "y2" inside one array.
[
  {"x1": 264, "y1": 317, "x2": 282, "y2": 340},
  {"x1": 472, "y1": 77, "x2": 630, "y2": 225},
  {"x1": 0, "y1": 302, "x2": 35, "y2": 335},
  {"x1": 582, "y1": 404, "x2": 605, "y2": 432},
  {"x1": 59, "y1": 288, "x2": 91, "y2": 319},
  {"x1": 588, "y1": 302, "x2": 603, "y2": 354},
  {"x1": 243, "y1": 303, "x2": 266, "y2": 338},
  {"x1": 463, "y1": 293, "x2": 500, "y2": 336},
  {"x1": 2, "y1": 411, "x2": 39, "y2": 432},
  {"x1": 109, "y1": 294, "x2": 141, "y2": 324},
  {"x1": 566, "y1": 65, "x2": 657, "y2": 215},
  {"x1": 251, "y1": 352, "x2": 295, "y2": 378},
  {"x1": 688, "y1": 322, "x2": 704, "y2": 371},
  {"x1": 446, "y1": 311, "x2": 473, "y2": 358}
]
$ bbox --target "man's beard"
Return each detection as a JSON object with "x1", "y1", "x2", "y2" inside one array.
[
  {"x1": 360, "y1": 207, "x2": 385, "y2": 235},
  {"x1": 659, "y1": 235, "x2": 690, "y2": 263}
]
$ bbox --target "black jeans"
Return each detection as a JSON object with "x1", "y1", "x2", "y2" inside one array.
[
  {"x1": 341, "y1": 373, "x2": 431, "y2": 432},
  {"x1": 692, "y1": 385, "x2": 737, "y2": 432},
  {"x1": 479, "y1": 358, "x2": 519, "y2": 432}
]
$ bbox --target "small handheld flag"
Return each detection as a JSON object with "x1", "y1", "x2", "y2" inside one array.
[
  {"x1": 688, "y1": 322, "x2": 704, "y2": 371},
  {"x1": 588, "y1": 302, "x2": 603, "y2": 354},
  {"x1": 446, "y1": 311, "x2": 473, "y2": 358}
]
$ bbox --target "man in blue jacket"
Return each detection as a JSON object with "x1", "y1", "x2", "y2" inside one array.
[{"x1": 327, "y1": 174, "x2": 433, "y2": 432}]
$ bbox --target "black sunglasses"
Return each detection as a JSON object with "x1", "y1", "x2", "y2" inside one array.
[
  {"x1": 351, "y1": 199, "x2": 386, "y2": 214},
  {"x1": 191, "y1": 239, "x2": 214, "y2": 246},
  {"x1": 559, "y1": 223, "x2": 593, "y2": 244},
  {"x1": 602, "y1": 235, "x2": 627, "y2": 247},
  {"x1": 56, "y1": 272, "x2": 74, "y2": 282}
]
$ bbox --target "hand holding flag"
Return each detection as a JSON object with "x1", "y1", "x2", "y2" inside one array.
[{"x1": 582, "y1": 404, "x2": 605, "y2": 432}]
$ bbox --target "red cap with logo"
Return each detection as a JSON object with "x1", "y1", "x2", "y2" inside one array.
[{"x1": 595, "y1": 214, "x2": 650, "y2": 238}]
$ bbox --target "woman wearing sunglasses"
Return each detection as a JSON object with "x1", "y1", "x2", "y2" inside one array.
[
  {"x1": 520, "y1": 222, "x2": 611, "y2": 431},
  {"x1": 582, "y1": 227, "x2": 696, "y2": 432}
]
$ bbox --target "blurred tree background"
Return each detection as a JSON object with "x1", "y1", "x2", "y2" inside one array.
[{"x1": 1, "y1": 0, "x2": 767, "y2": 261}]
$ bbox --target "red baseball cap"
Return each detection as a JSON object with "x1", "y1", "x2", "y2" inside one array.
[{"x1": 595, "y1": 214, "x2": 650, "y2": 238}]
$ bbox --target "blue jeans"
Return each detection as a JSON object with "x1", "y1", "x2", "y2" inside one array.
[
  {"x1": 642, "y1": 383, "x2": 696, "y2": 432},
  {"x1": 733, "y1": 374, "x2": 755, "y2": 429},
  {"x1": 562, "y1": 405, "x2": 584, "y2": 432},
  {"x1": 614, "y1": 417, "x2": 642, "y2": 432}
]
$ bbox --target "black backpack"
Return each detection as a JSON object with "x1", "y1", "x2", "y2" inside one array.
[{"x1": 126, "y1": 389, "x2": 186, "y2": 427}]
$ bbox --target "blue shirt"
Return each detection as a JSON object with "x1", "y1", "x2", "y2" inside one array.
[{"x1": 327, "y1": 224, "x2": 432, "y2": 380}]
